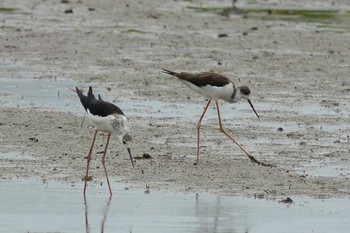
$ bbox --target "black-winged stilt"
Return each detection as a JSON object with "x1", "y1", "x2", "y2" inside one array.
[
  {"x1": 161, "y1": 69, "x2": 268, "y2": 166},
  {"x1": 76, "y1": 86, "x2": 134, "y2": 196}
]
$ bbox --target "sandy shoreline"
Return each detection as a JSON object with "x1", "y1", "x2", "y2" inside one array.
[{"x1": 0, "y1": 0, "x2": 349, "y2": 198}]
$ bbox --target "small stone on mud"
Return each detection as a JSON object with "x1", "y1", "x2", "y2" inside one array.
[
  {"x1": 29, "y1": 137, "x2": 39, "y2": 142},
  {"x1": 279, "y1": 197, "x2": 293, "y2": 204},
  {"x1": 134, "y1": 153, "x2": 152, "y2": 160},
  {"x1": 277, "y1": 127, "x2": 283, "y2": 132},
  {"x1": 217, "y1": 33, "x2": 228, "y2": 38},
  {"x1": 65, "y1": 9, "x2": 73, "y2": 14}
]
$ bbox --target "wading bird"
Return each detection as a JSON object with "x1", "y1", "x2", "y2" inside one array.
[
  {"x1": 76, "y1": 86, "x2": 134, "y2": 196},
  {"x1": 162, "y1": 69, "x2": 268, "y2": 166}
]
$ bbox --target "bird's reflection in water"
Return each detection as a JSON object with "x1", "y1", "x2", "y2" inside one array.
[
  {"x1": 195, "y1": 193, "x2": 222, "y2": 233},
  {"x1": 84, "y1": 196, "x2": 112, "y2": 233},
  {"x1": 195, "y1": 193, "x2": 247, "y2": 233}
]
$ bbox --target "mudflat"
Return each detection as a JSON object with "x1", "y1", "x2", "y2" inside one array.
[{"x1": 0, "y1": 0, "x2": 349, "y2": 198}]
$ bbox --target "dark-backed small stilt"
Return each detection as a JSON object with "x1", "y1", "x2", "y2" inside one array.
[
  {"x1": 162, "y1": 69, "x2": 269, "y2": 166},
  {"x1": 76, "y1": 86, "x2": 134, "y2": 196}
]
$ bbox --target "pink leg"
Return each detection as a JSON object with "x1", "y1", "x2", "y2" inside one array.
[
  {"x1": 101, "y1": 133, "x2": 112, "y2": 196},
  {"x1": 215, "y1": 101, "x2": 255, "y2": 161},
  {"x1": 196, "y1": 99, "x2": 212, "y2": 164},
  {"x1": 84, "y1": 129, "x2": 98, "y2": 196}
]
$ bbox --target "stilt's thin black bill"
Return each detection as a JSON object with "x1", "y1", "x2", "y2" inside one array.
[
  {"x1": 127, "y1": 147, "x2": 134, "y2": 167},
  {"x1": 248, "y1": 99, "x2": 260, "y2": 119}
]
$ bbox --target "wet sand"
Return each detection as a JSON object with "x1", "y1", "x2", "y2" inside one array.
[{"x1": 0, "y1": 0, "x2": 350, "y2": 198}]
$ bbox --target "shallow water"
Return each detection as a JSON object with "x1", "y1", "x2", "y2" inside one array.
[
  {"x1": 294, "y1": 157, "x2": 350, "y2": 178},
  {"x1": 1, "y1": 61, "x2": 348, "y2": 121},
  {"x1": 0, "y1": 76, "x2": 257, "y2": 120},
  {"x1": 0, "y1": 151, "x2": 36, "y2": 161},
  {"x1": 0, "y1": 76, "x2": 79, "y2": 112},
  {"x1": 1, "y1": 76, "x2": 346, "y2": 120},
  {"x1": 0, "y1": 179, "x2": 349, "y2": 233}
]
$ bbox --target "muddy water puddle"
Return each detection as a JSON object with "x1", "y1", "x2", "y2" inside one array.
[
  {"x1": 1, "y1": 76, "x2": 346, "y2": 120},
  {"x1": 0, "y1": 77, "x2": 79, "y2": 112},
  {"x1": 293, "y1": 156, "x2": 350, "y2": 178},
  {"x1": 0, "y1": 151, "x2": 36, "y2": 161},
  {"x1": 0, "y1": 76, "x2": 258, "y2": 120},
  {"x1": 1, "y1": 62, "x2": 347, "y2": 120},
  {"x1": 0, "y1": 179, "x2": 349, "y2": 233}
]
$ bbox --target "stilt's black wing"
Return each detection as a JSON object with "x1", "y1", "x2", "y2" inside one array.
[{"x1": 76, "y1": 86, "x2": 124, "y2": 116}]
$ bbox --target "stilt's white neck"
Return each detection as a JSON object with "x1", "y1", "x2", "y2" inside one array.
[
  {"x1": 230, "y1": 85, "x2": 250, "y2": 103},
  {"x1": 230, "y1": 86, "x2": 242, "y2": 103}
]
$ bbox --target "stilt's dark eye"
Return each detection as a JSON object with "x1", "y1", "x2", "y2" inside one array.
[{"x1": 122, "y1": 140, "x2": 126, "y2": 145}]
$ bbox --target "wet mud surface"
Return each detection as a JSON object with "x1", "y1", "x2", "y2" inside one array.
[{"x1": 0, "y1": 0, "x2": 350, "y2": 199}]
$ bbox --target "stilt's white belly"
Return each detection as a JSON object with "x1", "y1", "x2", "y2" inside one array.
[
  {"x1": 86, "y1": 110, "x2": 129, "y2": 136},
  {"x1": 183, "y1": 81, "x2": 234, "y2": 101},
  {"x1": 87, "y1": 110, "x2": 115, "y2": 133}
]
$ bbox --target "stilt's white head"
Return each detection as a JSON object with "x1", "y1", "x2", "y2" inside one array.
[
  {"x1": 112, "y1": 114, "x2": 134, "y2": 168},
  {"x1": 121, "y1": 133, "x2": 132, "y2": 147},
  {"x1": 116, "y1": 132, "x2": 134, "y2": 168}
]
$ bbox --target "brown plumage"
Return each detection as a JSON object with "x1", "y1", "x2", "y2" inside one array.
[{"x1": 161, "y1": 69, "x2": 231, "y2": 87}]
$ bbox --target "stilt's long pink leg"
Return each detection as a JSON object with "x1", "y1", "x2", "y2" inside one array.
[
  {"x1": 196, "y1": 99, "x2": 212, "y2": 164},
  {"x1": 101, "y1": 133, "x2": 112, "y2": 196},
  {"x1": 84, "y1": 129, "x2": 98, "y2": 196},
  {"x1": 215, "y1": 101, "x2": 254, "y2": 160}
]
